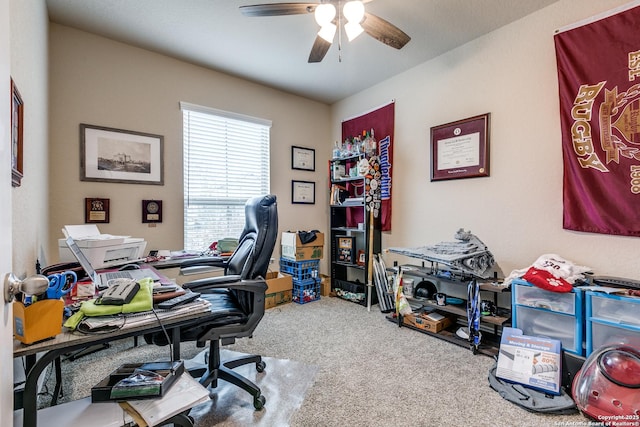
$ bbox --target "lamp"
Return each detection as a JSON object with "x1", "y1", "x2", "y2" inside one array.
[
  {"x1": 343, "y1": 1, "x2": 365, "y2": 41},
  {"x1": 4, "y1": 273, "x2": 49, "y2": 303},
  {"x1": 315, "y1": 3, "x2": 337, "y2": 43}
]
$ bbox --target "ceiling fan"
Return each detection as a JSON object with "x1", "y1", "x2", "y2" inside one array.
[{"x1": 239, "y1": 1, "x2": 411, "y2": 63}]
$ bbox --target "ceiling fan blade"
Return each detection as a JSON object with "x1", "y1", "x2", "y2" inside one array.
[
  {"x1": 240, "y1": 3, "x2": 317, "y2": 17},
  {"x1": 361, "y1": 12, "x2": 411, "y2": 50},
  {"x1": 308, "y1": 35, "x2": 332, "y2": 63}
]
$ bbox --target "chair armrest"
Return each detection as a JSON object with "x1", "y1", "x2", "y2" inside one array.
[
  {"x1": 178, "y1": 256, "x2": 228, "y2": 269},
  {"x1": 183, "y1": 274, "x2": 257, "y2": 291}
]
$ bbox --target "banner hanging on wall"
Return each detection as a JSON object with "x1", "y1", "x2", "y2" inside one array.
[
  {"x1": 554, "y1": 2, "x2": 640, "y2": 236},
  {"x1": 342, "y1": 101, "x2": 394, "y2": 231}
]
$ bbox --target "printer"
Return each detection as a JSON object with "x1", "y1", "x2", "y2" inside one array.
[{"x1": 58, "y1": 224, "x2": 147, "y2": 269}]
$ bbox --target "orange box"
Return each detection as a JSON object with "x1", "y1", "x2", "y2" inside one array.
[{"x1": 13, "y1": 299, "x2": 64, "y2": 344}]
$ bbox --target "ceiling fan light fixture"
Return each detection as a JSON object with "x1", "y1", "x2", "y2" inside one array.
[
  {"x1": 345, "y1": 22, "x2": 364, "y2": 41},
  {"x1": 343, "y1": 1, "x2": 365, "y2": 24},
  {"x1": 318, "y1": 23, "x2": 337, "y2": 43},
  {"x1": 314, "y1": 3, "x2": 336, "y2": 26}
]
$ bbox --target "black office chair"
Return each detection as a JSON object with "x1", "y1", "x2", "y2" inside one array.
[{"x1": 148, "y1": 194, "x2": 278, "y2": 410}]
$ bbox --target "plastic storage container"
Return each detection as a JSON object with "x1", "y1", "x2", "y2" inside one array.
[
  {"x1": 511, "y1": 278, "x2": 584, "y2": 356},
  {"x1": 585, "y1": 291, "x2": 640, "y2": 356}
]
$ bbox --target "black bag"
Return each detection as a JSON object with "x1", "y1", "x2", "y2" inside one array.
[{"x1": 488, "y1": 363, "x2": 578, "y2": 415}]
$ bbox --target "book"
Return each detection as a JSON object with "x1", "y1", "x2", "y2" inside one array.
[{"x1": 119, "y1": 372, "x2": 210, "y2": 426}]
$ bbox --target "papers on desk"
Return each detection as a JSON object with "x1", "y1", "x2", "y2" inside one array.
[
  {"x1": 82, "y1": 299, "x2": 211, "y2": 330},
  {"x1": 119, "y1": 372, "x2": 210, "y2": 427}
]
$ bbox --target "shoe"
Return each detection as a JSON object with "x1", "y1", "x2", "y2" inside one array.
[{"x1": 456, "y1": 327, "x2": 481, "y2": 340}]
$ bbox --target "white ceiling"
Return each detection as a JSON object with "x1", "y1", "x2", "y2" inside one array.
[{"x1": 45, "y1": 0, "x2": 559, "y2": 104}]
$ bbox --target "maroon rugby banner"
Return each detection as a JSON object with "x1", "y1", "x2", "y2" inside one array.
[
  {"x1": 342, "y1": 102, "x2": 394, "y2": 231},
  {"x1": 554, "y1": 2, "x2": 640, "y2": 236}
]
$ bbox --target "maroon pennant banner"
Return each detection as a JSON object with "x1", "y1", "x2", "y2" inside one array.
[
  {"x1": 342, "y1": 102, "x2": 394, "y2": 231},
  {"x1": 554, "y1": 3, "x2": 640, "y2": 236}
]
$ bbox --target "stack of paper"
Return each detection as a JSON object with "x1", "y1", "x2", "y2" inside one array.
[{"x1": 119, "y1": 373, "x2": 210, "y2": 426}]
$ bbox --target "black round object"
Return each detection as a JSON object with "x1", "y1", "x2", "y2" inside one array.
[{"x1": 414, "y1": 280, "x2": 437, "y2": 299}]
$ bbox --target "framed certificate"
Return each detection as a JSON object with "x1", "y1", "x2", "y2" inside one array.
[
  {"x1": 292, "y1": 180, "x2": 315, "y2": 204},
  {"x1": 291, "y1": 146, "x2": 315, "y2": 171},
  {"x1": 85, "y1": 198, "x2": 110, "y2": 223},
  {"x1": 430, "y1": 113, "x2": 490, "y2": 181}
]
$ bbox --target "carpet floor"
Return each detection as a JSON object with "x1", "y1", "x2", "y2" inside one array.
[{"x1": 41, "y1": 296, "x2": 592, "y2": 426}]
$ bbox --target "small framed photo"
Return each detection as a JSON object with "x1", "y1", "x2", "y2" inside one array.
[
  {"x1": 292, "y1": 180, "x2": 316, "y2": 204},
  {"x1": 142, "y1": 200, "x2": 163, "y2": 223},
  {"x1": 291, "y1": 146, "x2": 315, "y2": 171},
  {"x1": 357, "y1": 249, "x2": 366, "y2": 266},
  {"x1": 430, "y1": 113, "x2": 490, "y2": 181},
  {"x1": 336, "y1": 236, "x2": 355, "y2": 264},
  {"x1": 80, "y1": 124, "x2": 164, "y2": 185},
  {"x1": 85, "y1": 198, "x2": 110, "y2": 223},
  {"x1": 11, "y1": 78, "x2": 24, "y2": 187}
]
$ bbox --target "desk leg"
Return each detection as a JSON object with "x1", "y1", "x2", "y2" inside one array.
[
  {"x1": 172, "y1": 327, "x2": 181, "y2": 361},
  {"x1": 23, "y1": 349, "x2": 63, "y2": 427}
]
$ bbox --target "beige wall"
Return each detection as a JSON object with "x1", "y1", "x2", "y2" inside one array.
[
  {"x1": 10, "y1": 0, "x2": 49, "y2": 277},
  {"x1": 48, "y1": 24, "x2": 331, "y2": 267},
  {"x1": 332, "y1": 0, "x2": 640, "y2": 279}
]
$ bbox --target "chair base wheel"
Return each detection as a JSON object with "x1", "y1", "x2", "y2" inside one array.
[
  {"x1": 254, "y1": 394, "x2": 266, "y2": 410},
  {"x1": 256, "y1": 360, "x2": 266, "y2": 372}
]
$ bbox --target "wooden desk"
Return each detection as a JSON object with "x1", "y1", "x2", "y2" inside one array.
[{"x1": 14, "y1": 309, "x2": 215, "y2": 427}]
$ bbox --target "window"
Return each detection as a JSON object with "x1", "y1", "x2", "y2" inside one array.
[{"x1": 181, "y1": 102, "x2": 271, "y2": 251}]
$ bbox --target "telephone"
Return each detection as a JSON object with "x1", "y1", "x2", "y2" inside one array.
[
  {"x1": 97, "y1": 279, "x2": 140, "y2": 305},
  {"x1": 592, "y1": 275, "x2": 640, "y2": 290}
]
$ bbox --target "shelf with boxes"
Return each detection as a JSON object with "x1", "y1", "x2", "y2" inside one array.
[
  {"x1": 391, "y1": 264, "x2": 510, "y2": 356},
  {"x1": 329, "y1": 153, "x2": 380, "y2": 308}
]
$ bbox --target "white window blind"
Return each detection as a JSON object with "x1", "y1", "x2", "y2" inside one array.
[{"x1": 181, "y1": 102, "x2": 271, "y2": 251}]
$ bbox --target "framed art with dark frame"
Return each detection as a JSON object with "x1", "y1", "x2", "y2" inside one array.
[
  {"x1": 11, "y1": 78, "x2": 24, "y2": 187},
  {"x1": 80, "y1": 124, "x2": 164, "y2": 185},
  {"x1": 142, "y1": 200, "x2": 163, "y2": 223},
  {"x1": 85, "y1": 198, "x2": 110, "y2": 223},
  {"x1": 291, "y1": 180, "x2": 315, "y2": 204},
  {"x1": 430, "y1": 113, "x2": 490, "y2": 181},
  {"x1": 291, "y1": 145, "x2": 315, "y2": 171}
]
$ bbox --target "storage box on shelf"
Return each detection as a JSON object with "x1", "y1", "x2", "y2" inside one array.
[
  {"x1": 393, "y1": 264, "x2": 510, "y2": 356},
  {"x1": 279, "y1": 258, "x2": 321, "y2": 304},
  {"x1": 585, "y1": 290, "x2": 640, "y2": 356},
  {"x1": 329, "y1": 153, "x2": 380, "y2": 308},
  {"x1": 511, "y1": 278, "x2": 584, "y2": 356}
]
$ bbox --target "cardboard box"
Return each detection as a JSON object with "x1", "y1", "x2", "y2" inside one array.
[
  {"x1": 13, "y1": 299, "x2": 64, "y2": 344},
  {"x1": 281, "y1": 232, "x2": 324, "y2": 261},
  {"x1": 403, "y1": 312, "x2": 452, "y2": 333},
  {"x1": 496, "y1": 327, "x2": 562, "y2": 395},
  {"x1": 265, "y1": 272, "x2": 293, "y2": 309},
  {"x1": 320, "y1": 274, "x2": 331, "y2": 297}
]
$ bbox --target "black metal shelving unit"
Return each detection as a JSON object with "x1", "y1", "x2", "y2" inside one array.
[{"x1": 329, "y1": 153, "x2": 380, "y2": 308}]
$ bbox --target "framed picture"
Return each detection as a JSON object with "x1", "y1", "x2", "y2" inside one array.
[
  {"x1": 357, "y1": 249, "x2": 366, "y2": 266},
  {"x1": 85, "y1": 198, "x2": 110, "y2": 223},
  {"x1": 292, "y1": 180, "x2": 315, "y2": 204},
  {"x1": 80, "y1": 124, "x2": 164, "y2": 185},
  {"x1": 291, "y1": 146, "x2": 315, "y2": 171},
  {"x1": 336, "y1": 236, "x2": 355, "y2": 264},
  {"x1": 11, "y1": 78, "x2": 24, "y2": 187},
  {"x1": 142, "y1": 200, "x2": 163, "y2": 223},
  {"x1": 430, "y1": 113, "x2": 490, "y2": 181}
]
